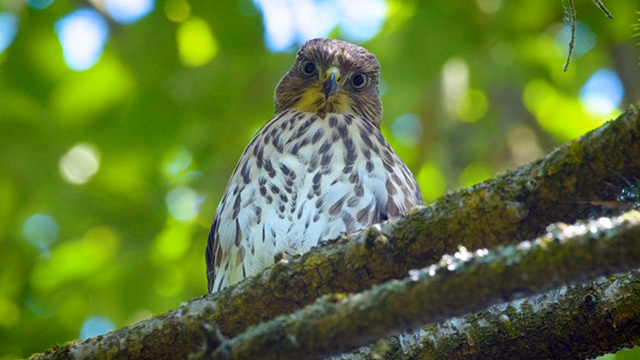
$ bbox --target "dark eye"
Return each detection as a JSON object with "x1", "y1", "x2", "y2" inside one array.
[
  {"x1": 351, "y1": 74, "x2": 367, "y2": 89},
  {"x1": 301, "y1": 60, "x2": 316, "y2": 76}
]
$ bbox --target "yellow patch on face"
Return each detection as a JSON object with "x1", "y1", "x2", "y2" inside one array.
[{"x1": 291, "y1": 85, "x2": 353, "y2": 114}]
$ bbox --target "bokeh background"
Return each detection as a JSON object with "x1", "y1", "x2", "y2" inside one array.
[{"x1": 1, "y1": 0, "x2": 639, "y2": 358}]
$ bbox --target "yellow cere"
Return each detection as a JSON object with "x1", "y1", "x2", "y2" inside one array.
[{"x1": 324, "y1": 66, "x2": 341, "y2": 82}]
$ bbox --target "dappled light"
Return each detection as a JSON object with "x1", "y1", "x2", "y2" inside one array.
[
  {"x1": 416, "y1": 162, "x2": 446, "y2": 202},
  {"x1": 555, "y1": 21, "x2": 596, "y2": 59},
  {"x1": 523, "y1": 78, "x2": 614, "y2": 140},
  {"x1": 80, "y1": 315, "x2": 115, "y2": 340},
  {"x1": 154, "y1": 264, "x2": 186, "y2": 297},
  {"x1": 22, "y1": 214, "x2": 59, "y2": 258},
  {"x1": 51, "y1": 57, "x2": 135, "y2": 124},
  {"x1": 30, "y1": 226, "x2": 120, "y2": 292},
  {"x1": 391, "y1": 113, "x2": 423, "y2": 146},
  {"x1": 59, "y1": 143, "x2": 101, "y2": 185},
  {"x1": 164, "y1": 0, "x2": 191, "y2": 22},
  {"x1": 166, "y1": 186, "x2": 205, "y2": 221},
  {"x1": 1, "y1": 0, "x2": 639, "y2": 358},
  {"x1": 104, "y1": 0, "x2": 155, "y2": 24},
  {"x1": 176, "y1": 16, "x2": 218, "y2": 67},
  {"x1": 153, "y1": 222, "x2": 193, "y2": 262},
  {"x1": 441, "y1": 57, "x2": 469, "y2": 119},
  {"x1": 0, "y1": 12, "x2": 18, "y2": 54},
  {"x1": 580, "y1": 68, "x2": 624, "y2": 116},
  {"x1": 55, "y1": 9, "x2": 109, "y2": 71},
  {"x1": 459, "y1": 162, "x2": 492, "y2": 187},
  {"x1": 27, "y1": 0, "x2": 54, "y2": 10},
  {"x1": 51, "y1": 0, "x2": 153, "y2": 70},
  {"x1": 455, "y1": 88, "x2": 489, "y2": 123},
  {"x1": 23, "y1": 294, "x2": 55, "y2": 319},
  {"x1": 253, "y1": 0, "x2": 388, "y2": 52},
  {"x1": 476, "y1": 0, "x2": 502, "y2": 14},
  {"x1": 162, "y1": 146, "x2": 194, "y2": 181},
  {"x1": 334, "y1": 0, "x2": 387, "y2": 41},
  {"x1": 0, "y1": 298, "x2": 19, "y2": 328},
  {"x1": 490, "y1": 42, "x2": 515, "y2": 66},
  {"x1": 506, "y1": 125, "x2": 544, "y2": 166}
]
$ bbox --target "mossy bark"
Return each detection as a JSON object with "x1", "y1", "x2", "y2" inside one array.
[
  {"x1": 197, "y1": 211, "x2": 640, "y2": 360},
  {"x1": 27, "y1": 106, "x2": 640, "y2": 360},
  {"x1": 367, "y1": 270, "x2": 640, "y2": 360}
]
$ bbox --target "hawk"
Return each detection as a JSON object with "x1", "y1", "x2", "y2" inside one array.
[{"x1": 206, "y1": 38, "x2": 422, "y2": 293}]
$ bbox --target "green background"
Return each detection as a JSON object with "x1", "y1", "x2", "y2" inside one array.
[{"x1": 0, "y1": 0, "x2": 639, "y2": 357}]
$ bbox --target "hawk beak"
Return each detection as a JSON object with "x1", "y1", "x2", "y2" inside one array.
[{"x1": 322, "y1": 67, "x2": 341, "y2": 100}]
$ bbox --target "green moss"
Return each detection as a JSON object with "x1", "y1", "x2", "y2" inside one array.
[{"x1": 565, "y1": 140, "x2": 584, "y2": 166}]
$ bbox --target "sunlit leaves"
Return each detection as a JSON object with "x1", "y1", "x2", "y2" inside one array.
[
  {"x1": 176, "y1": 17, "x2": 218, "y2": 67},
  {"x1": 416, "y1": 161, "x2": 446, "y2": 202},
  {"x1": 0, "y1": 298, "x2": 20, "y2": 328},
  {"x1": 523, "y1": 78, "x2": 616, "y2": 141},
  {"x1": 1, "y1": 1, "x2": 638, "y2": 358},
  {"x1": 50, "y1": 56, "x2": 135, "y2": 125},
  {"x1": 459, "y1": 162, "x2": 492, "y2": 187},
  {"x1": 97, "y1": 151, "x2": 150, "y2": 198},
  {"x1": 152, "y1": 222, "x2": 193, "y2": 262},
  {"x1": 154, "y1": 264, "x2": 186, "y2": 297},
  {"x1": 0, "y1": 176, "x2": 17, "y2": 240},
  {"x1": 164, "y1": 0, "x2": 191, "y2": 23},
  {"x1": 30, "y1": 226, "x2": 120, "y2": 292},
  {"x1": 456, "y1": 89, "x2": 489, "y2": 123}
]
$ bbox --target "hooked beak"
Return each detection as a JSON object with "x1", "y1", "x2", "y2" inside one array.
[{"x1": 322, "y1": 67, "x2": 341, "y2": 100}]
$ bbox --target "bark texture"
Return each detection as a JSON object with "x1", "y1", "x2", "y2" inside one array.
[
  {"x1": 198, "y1": 211, "x2": 640, "y2": 360},
  {"x1": 338, "y1": 269, "x2": 640, "y2": 360},
  {"x1": 28, "y1": 105, "x2": 640, "y2": 360}
]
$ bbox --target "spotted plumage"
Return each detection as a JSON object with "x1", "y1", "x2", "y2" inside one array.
[{"x1": 206, "y1": 38, "x2": 422, "y2": 293}]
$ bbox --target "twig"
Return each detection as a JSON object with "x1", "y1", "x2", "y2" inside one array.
[
  {"x1": 592, "y1": 0, "x2": 613, "y2": 19},
  {"x1": 564, "y1": 0, "x2": 577, "y2": 71},
  {"x1": 564, "y1": 0, "x2": 613, "y2": 71}
]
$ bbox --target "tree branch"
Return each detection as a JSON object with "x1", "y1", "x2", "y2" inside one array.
[
  {"x1": 28, "y1": 105, "x2": 640, "y2": 360},
  {"x1": 340, "y1": 269, "x2": 640, "y2": 360},
  {"x1": 197, "y1": 211, "x2": 640, "y2": 360}
]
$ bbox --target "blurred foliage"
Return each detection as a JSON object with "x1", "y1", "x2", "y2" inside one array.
[{"x1": 0, "y1": 0, "x2": 639, "y2": 358}]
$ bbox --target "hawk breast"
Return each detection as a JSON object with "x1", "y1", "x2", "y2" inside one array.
[{"x1": 207, "y1": 109, "x2": 422, "y2": 292}]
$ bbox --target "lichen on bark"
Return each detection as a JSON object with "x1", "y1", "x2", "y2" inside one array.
[{"x1": 28, "y1": 105, "x2": 640, "y2": 360}]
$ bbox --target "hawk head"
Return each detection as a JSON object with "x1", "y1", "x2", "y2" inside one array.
[{"x1": 274, "y1": 38, "x2": 383, "y2": 127}]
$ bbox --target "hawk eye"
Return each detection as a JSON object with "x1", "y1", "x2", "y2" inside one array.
[
  {"x1": 351, "y1": 74, "x2": 367, "y2": 89},
  {"x1": 301, "y1": 60, "x2": 316, "y2": 76}
]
